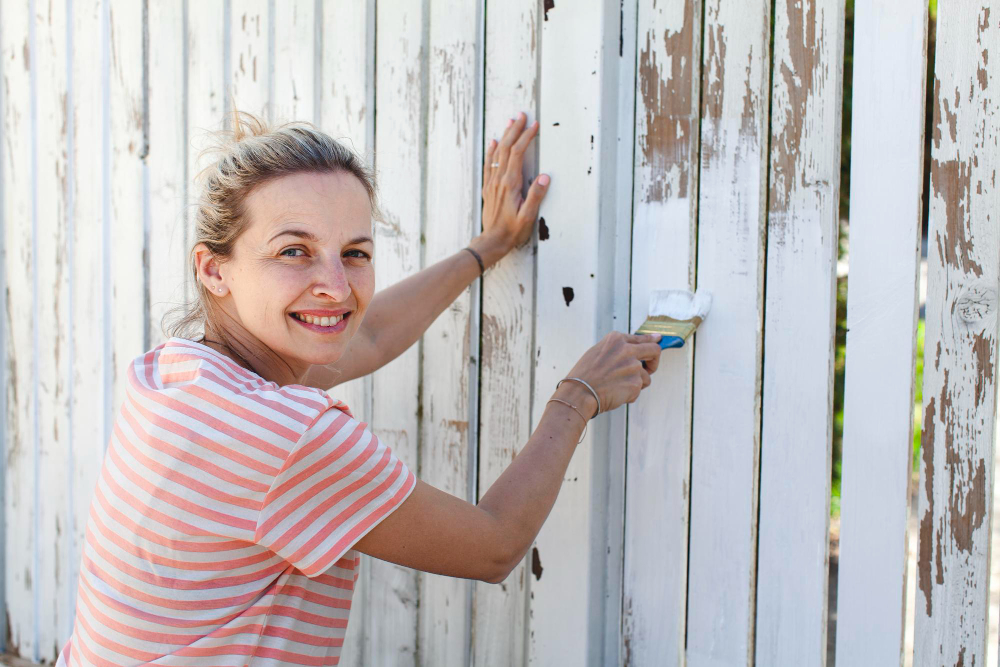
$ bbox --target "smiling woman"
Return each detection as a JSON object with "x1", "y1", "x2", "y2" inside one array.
[{"x1": 54, "y1": 109, "x2": 663, "y2": 667}]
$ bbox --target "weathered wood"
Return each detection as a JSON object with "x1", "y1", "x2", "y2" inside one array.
[
  {"x1": 622, "y1": 1, "x2": 701, "y2": 665},
  {"x1": 108, "y1": 0, "x2": 145, "y2": 426},
  {"x1": 230, "y1": 0, "x2": 270, "y2": 121},
  {"x1": 530, "y1": 2, "x2": 615, "y2": 663},
  {"x1": 185, "y1": 0, "x2": 227, "y2": 306},
  {"x1": 686, "y1": 0, "x2": 771, "y2": 664},
  {"x1": 272, "y1": 0, "x2": 314, "y2": 124},
  {"x1": 2, "y1": 0, "x2": 37, "y2": 658},
  {"x1": 914, "y1": 5, "x2": 1000, "y2": 665},
  {"x1": 755, "y1": 0, "x2": 845, "y2": 663},
  {"x1": 35, "y1": 0, "x2": 72, "y2": 658},
  {"x1": 67, "y1": 0, "x2": 106, "y2": 651},
  {"x1": 835, "y1": 0, "x2": 928, "y2": 663},
  {"x1": 418, "y1": 1, "x2": 482, "y2": 664},
  {"x1": 148, "y1": 2, "x2": 187, "y2": 347},
  {"x1": 319, "y1": 1, "x2": 376, "y2": 663},
  {"x1": 471, "y1": 1, "x2": 537, "y2": 664},
  {"x1": 369, "y1": 3, "x2": 425, "y2": 664}
]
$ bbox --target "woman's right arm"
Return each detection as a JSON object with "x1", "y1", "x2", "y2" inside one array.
[{"x1": 352, "y1": 331, "x2": 663, "y2": 583}]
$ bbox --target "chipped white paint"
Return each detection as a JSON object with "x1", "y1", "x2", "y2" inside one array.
[
  {"x1": 471, "y1": 1, "x2": 537, "y2": 664},
  {"x1": 914, "y1": 5, "x2": 1000, "y2": 666},
  {"x1": 835, "y1": 0, "x2": 928, "y2": 663},
  {"x1": 272, "y1": 0, "x2": 314, "y2": 124},
  {"x1": 686, "y1": 1, "x2": 771, "y2": 664},
  {"x1": 230, "y1": 0, "x2": 270, "y2": 122},
  {"x1": 622, "y1": 1, "x2": 700, "y2": 665},
  {"x1": 755, "y1": 0, "x2": 845, "y2": 664},
  {"x1": 418, "y1": 1, "x2": 482, "y2": 664},
  {"x1": 368, "y1": 3, "x2": 425, "y2": 665}
]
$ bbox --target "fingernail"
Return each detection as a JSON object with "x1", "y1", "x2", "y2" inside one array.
[
  {"x1": 519, "y1": 111, "x2": 526, "y2": 120},
  {"x1": 507, "y1": 118, "x2": 514, "y2": 127},
  {"x1": 538, "y1": 174, "x2": 550, "y2": 186}
]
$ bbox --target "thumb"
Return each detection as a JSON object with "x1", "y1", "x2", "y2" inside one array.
[{"x1": 518, "y1": 173, "x2": 550, "y2": 223}]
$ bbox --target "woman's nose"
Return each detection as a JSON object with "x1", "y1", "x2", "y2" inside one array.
[{"x1": 312, "y1": 259, "x2": 352, "y2": 302}]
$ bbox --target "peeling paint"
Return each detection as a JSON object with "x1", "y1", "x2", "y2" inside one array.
[
  {"x1": 932, "y1": 157, "x2": 983, "y2": 277},
  {"x1": 531, "y1": 547, "x2": 543, "y2": 580},
  {"x1": 562, "y1": 286, "x2": 574, "y2": 306},
  {"x1": 543, "y1": 0, "x2": 554, "y2": 22},
  {"x1": 918, "y1": 396, "x2": 936, "y2": 616},
  {"x1": 538, "y1": 217, "x2": 549, "y2": 240}
]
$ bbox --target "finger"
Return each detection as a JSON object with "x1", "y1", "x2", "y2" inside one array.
[
  {"x1": 630, "y1": 342, "x2": 664, "y2": 361},
  {"x1": 640, "y1": 368, "x2": 651, "y2": 389},
  {"x1": 516, "y1": 174, "x2": 550, "y2": 223},
  {"x1": 644, "y1": 353, "x2": 660, "y2": 374},
  {"x1": 495, "y1": 113, "x2": 528, "y2": 176},
  {"x1": 624, "y1": 332, "x2": 661, "y2": 345},
  {"x1": 483, "y1": 139, "x2": 498, "y2": 188},
  {"x1": 506, "y1": 120, "x2": 539, "y2": 178}
]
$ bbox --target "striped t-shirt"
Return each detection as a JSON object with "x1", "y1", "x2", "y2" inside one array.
[{"x1": 56, "y1": 336, "x2": 417, "y2": 666}]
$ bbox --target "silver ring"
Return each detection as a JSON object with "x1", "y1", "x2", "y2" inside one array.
[{"x1": 490, "y1": 162, "x2": 500, "y2": 168}]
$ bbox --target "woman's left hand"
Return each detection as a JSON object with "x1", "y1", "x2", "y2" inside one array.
[{"x1": 476, "y1": 112, "x2": 550, "y2": 266}]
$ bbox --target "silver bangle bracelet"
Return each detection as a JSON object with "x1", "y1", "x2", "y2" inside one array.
[{"x1": 556, "y1": 377, "x2": 601, "y2": 419}]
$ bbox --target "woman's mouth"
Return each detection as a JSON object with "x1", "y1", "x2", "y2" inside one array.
[{"x1": 290, "y1": 311, "x2": 350, "y2": 334}]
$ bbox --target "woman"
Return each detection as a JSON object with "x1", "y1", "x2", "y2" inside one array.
[{"x1": 57, "y1": 110, "x2": 662, "y2": 666}]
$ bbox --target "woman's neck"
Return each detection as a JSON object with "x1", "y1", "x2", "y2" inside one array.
[{"x1": 200, "y1": 325, "x2": 307, "y2": 387}]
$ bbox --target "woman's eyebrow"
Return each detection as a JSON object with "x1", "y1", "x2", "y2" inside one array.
[
  {"x1": 346, "y1": 235, "x2": 374, "y2": 245},
  {"x1": 268, "y1": 228, "x2": 320, "y2": 243}
]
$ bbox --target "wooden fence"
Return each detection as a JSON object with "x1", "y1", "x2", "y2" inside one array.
[{"x1": 0, "y1": 0, "x2": 997, "y2": 664}]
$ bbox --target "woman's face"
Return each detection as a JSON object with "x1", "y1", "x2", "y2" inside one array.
[{"x1": 198, "y1": 170, "x2": 375, "y2": 381}]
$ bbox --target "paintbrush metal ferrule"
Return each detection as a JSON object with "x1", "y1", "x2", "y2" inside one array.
[{"x1": 635, "y1": 315, "x2": 702, "y2": 341}]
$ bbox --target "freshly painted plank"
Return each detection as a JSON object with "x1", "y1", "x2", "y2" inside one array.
[
  {"x1": 67, "y1": 0, "x2": 106, "y2": 640},
  {"x1": 319, "y1": 1, "x2": 376, "y2": 663},
  {"x1": 147, "y1": 2, "x2": 187, "y2": 348},
  {"x1": 35, "y1": 0, "x2": 72, "y2": 659},
  {"x1": 418, "y1": 1, "x2": 482, "y2": 664},
  {"x1": 914, "y1": 6, "x2": 1000, "y2": 665},
  {"x1": 686, "y1": 0, "x2": 771, "y2": 663},
  {"x1": 185, "y1": 0, "x2": 226, "y2": 307},
  {"x1": 272, "y1": 0, "x2": 314, "y2": 124},
  {"x1": 755, "y1": 0, "x2": 845, "y2": 663},
  {"x1": 622, "y1": 1, "x2": 701, "y2": 665},
  {"x1": 1, "y1": 0, "x2": 37, "y2": 659},
  {"x1": 471, "y1": 1, "x2": 538, "y2": 664},
  {"x1": 108, "y1": 0, "x2": 145, "y2": 422},
  {"x1": 530, "y1": 2, "x2": 615, "y2": 663},
  {"x1": 835, "y1": 0, "x2": 928, "y2": 663},
  {"x1": 369, "y1": 3, "x2": 425, "y2": 664},
  {"x1": 230, "y1": 0, "x2": 270, "y2": 121}
]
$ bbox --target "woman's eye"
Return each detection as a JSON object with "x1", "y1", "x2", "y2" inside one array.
[
  {"x1": 280, "y1": 247, "x2": 306, "y2": 258},
  {"x1": 345, "y1": 249, "x2": 372, "y2": 260}
]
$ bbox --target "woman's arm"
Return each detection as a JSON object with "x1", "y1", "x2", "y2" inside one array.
[{"x1": 302, "y1": 112, "x2": 548, "y2": 390}]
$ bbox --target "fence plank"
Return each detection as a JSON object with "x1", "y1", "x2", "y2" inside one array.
[
  {"x1": 622, "y1": 1, "x2": 701, "y2": 665},
  {"x1": 835, "y1": 0, "x2": 928, "y2": 663},
  {"x1": 108, "y1": 0, "x2": 145, "y2": 422},
  {"x1": 35, "y1": 0, "x2": 72, "y2": 658},
  {"x1": 471, "y1": 1, "x2": 538, "y2": 664},
  {"x1": 914, "y1": 6, "x2": 1000, "y2": 665},
  {"x1": 418, "y1": 1, "x2": 482, "y2": 664},
  {"x1": 67, "y1": 0, "x2": 106, "y2": 645},
  {"x1": 755, "y1": 1, "x2": 845, "y2": 663},
  {"x1": 272, "y1": 0, "x2": 314, "y2": 124},
  {"x1": 230, "y1": 0, "x2": 270, "y2": 121},
  {"x1": 369, "y1": 3, "x2": 425, "y2": 664},
  {"x1": 686, "y1": 0, "x2": 771, "y2": 663},
  {"x1": 148, "y1": 2, "x2": 187, "y2": 348},
  {"x1": 319, "y1": 1, "x2": 376, "y2": 663},
  {"x1": 1, "y1": 0, "x2": 36, "y2": 658},
  {"x1": 529, "y1": 2, "x2": 614, "y2": 663}
]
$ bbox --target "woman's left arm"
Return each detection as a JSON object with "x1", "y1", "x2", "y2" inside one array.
[{"x1": 303, "y1": 113, "x2": 549, "y2": 390}]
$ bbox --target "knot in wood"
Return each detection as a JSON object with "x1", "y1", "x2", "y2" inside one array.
[{"x1": 954, "y1": 284, "x2": 997, "y2": 324}]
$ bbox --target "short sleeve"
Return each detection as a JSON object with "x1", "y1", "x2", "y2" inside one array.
[{"x1": 254, "y1": 405, "x2": 417, "y2": 577}]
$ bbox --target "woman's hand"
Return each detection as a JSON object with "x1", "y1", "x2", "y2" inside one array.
[
  {"x1": 474, "y1": 112, "x2": 550, "y2": 267},
  {"x1": 555, "y1": 332, "x2": 664, "y2": 417}
]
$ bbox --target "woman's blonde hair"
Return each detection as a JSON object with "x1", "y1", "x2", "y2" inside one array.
[{"x1": 165, "y1": 108, "x2": 378, "y2": 372}]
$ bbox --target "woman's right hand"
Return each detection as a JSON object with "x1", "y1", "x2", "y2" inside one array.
[{"x1": 560, "y1": 332, "x2": 664, "y2": 416}]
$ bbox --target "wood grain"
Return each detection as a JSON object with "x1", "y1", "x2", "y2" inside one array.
[
  {"x1": 230, "y1": 0, "x2": 270, "y2": 121},
  {"x1": 914, "y1": 5, "x2": 1000, "y2": 664},
  {"x1": 272, "y1": 0, "x2": 314, "y2": 124},
  {"x1": 835, "y1": 0, "x2": 928, "y2": 663}
]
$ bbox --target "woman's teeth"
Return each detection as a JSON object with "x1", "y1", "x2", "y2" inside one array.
[{"x1": 293, "y1": 313, "x2": 345, "y2": 327}]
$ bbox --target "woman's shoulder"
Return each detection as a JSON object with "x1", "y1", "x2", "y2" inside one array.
[{"x1": 128, "y1": 337, "x2": 353, "y2": 434}]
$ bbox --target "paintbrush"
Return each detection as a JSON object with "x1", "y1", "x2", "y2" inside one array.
[{"x1": 635, "y1": 289, "x2": 713, "y2": 349}]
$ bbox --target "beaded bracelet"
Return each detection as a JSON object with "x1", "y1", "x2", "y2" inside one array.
[
  {"x1": 546, "y1": 398, "x2": 589, "y2": 444},
  {"x1": 556, "y1": 377, "x2": 601, "y2": 419}
]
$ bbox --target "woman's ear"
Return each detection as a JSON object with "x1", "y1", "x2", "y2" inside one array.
[{"x1": 194, "y1": 243, "x2": 228, "y2": 296}]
